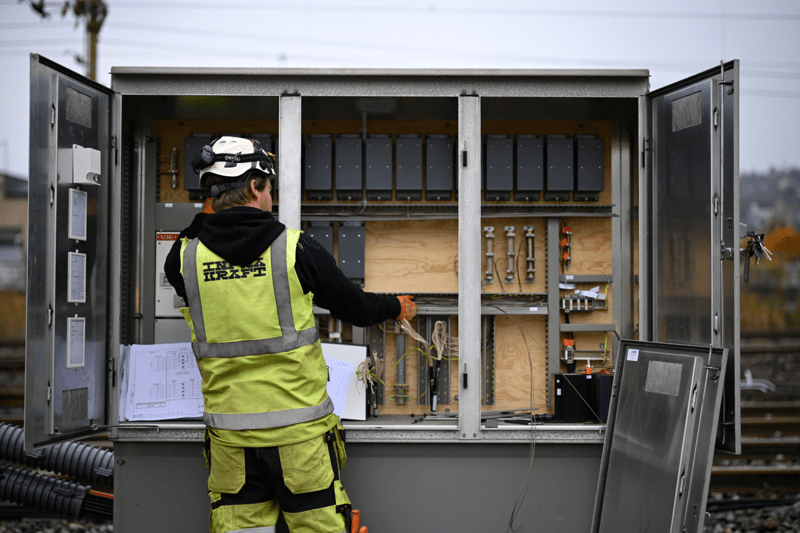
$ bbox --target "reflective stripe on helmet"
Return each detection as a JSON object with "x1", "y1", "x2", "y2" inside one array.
[{"x1": 203, "y1": 397, "x2": 334, "y2": 430}]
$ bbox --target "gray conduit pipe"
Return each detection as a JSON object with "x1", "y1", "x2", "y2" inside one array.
[{"x1": 0, "y1": 422, "x2": 113, "y2": 486}]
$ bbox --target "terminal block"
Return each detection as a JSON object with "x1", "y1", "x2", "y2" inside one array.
[
  {"x1": 561, "y1": 225, "x2": 572, "y2": 270},
  {"x1": 560, "y1": 295, "x2": 605, "y2": 312},
  {"x1": 562, "y1": 339, "x2": 575, "y2": 365}
]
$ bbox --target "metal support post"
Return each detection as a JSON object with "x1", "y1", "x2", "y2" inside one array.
[
  {"x1": 278, "y1": 95, "x2": 302, "y2": 231},
  {"x1": 458, "y1": 94, "x2": 482, "y2": 439}
]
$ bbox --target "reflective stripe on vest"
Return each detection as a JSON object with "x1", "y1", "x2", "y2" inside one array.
[
  {"x1": 182, "y1": 230, "x2": 319, "y2": 358},
  {"x1": 203, "y1": 397, "x2": 334, "y2": 431}
]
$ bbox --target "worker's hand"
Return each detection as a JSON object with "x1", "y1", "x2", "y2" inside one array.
[{"x1": 396, "y1": 295, "x2": 417, "y2": 321}]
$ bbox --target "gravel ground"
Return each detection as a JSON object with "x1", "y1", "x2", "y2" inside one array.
[
  {"x1": 1, "y1": 498, "x2": 798, "y2": 533},
  {"x1": 0, "y1": 519, "x2": 111, "y2": 533},
  {"x1": 705, "y1": 493, "x2": 800, "y2": 533}
]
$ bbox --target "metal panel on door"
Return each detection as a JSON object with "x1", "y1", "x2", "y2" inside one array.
[
  {"x1": 26, "y1": 55, "x2": 114, "y2": 449},
  {"x1": 645, "y1": 61, "x2": 740, "y2": 453}
]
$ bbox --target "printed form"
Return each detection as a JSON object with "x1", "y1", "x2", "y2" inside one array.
[
  {"x1": 119, "y1": 342, "x2": 358, "y2": 421},
  {"x1": 120, "y1": 343, "x2": 203, "y2": 421}
]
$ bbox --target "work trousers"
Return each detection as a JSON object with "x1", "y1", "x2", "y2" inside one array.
[{"x1": 207, "y1": 430, "x2": 350, "y2": 533}]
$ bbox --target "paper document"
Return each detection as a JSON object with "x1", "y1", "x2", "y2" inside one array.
[
  {"x1": 119, "y1": 343, "x2": 203, "y2": 421},
  {"x1": 119, "y1": 342, "x2": 367, "y2": 422},
  {"x1": 324, "y1": 356, "x2": 354, "y2": 418}
]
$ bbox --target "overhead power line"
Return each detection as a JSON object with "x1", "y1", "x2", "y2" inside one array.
[
  {"x1": 103, "y1": 22, "x2": 800, "y2": 75},
  {"x1": 2, "y1": 0, "x2": 799, "y2": 20},
  {"x1": 0, "y1": 21, "x2": 72, "y2": 29},
  {"x1": 96, "y1": 3, "x2": 800, "y2": 21}
]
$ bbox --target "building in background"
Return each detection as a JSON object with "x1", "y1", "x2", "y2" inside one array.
[{"x1": 0, "y1": 171, "x2": 27, "y2": 341}]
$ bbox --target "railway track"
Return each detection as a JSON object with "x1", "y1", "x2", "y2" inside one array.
[{"x1": 710, "y1": 401, "x2": 800, "y2": 492}]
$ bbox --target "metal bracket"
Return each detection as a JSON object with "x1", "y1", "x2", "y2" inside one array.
[
  {"x1": 505, "y1": 226, "x2": 516, "y2": 284},
  {"x1": 524, "y1": 225, "x2": 535, "y2": 283},
  {"x1": 484, "y1": 226, "x2": 495, "y2": 284}
]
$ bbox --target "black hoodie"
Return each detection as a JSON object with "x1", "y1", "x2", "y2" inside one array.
[{"x1": 164, "y1": 206, "x2": 399, "y2": 327}]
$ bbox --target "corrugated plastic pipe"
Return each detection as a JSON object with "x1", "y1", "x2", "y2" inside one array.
[
  {"x1": 0, "y1": 422, "x2": 113, "y2": 485},
  {"x1": 0, "y1": 463, "x2": 88, "y2": 520}
]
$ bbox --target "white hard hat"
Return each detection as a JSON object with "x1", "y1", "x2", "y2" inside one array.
[{"x1": 192, "y1": 136, "x2": 276, "y2": 194}]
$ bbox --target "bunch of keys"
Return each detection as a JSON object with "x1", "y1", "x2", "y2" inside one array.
[{"x1": 742, "y1": 231, "x2": 772, "y2": 283}]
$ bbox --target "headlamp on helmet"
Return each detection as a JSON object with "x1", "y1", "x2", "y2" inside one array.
[{"x1": 191, "y1": 136, "x2": 277, "y2": 196}]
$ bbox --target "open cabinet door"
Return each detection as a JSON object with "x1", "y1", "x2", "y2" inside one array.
[
  {"x1": 25, "y1": 55, "x2": 117, "y2": 450},
  {"x1": 641, "y1": 61, "x2": 740, "y2": 454}
]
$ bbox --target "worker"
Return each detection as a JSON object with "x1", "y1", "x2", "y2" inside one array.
[{"x1": 164, "y1": 136, "x2": 417, "y2": 533}]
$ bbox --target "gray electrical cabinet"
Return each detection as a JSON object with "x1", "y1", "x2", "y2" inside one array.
[{"x1": 26, "y1": 57, "x2": 742, "y2": 533}]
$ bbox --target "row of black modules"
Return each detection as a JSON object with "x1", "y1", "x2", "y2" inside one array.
[{"x1": 303, "y1": 133, "x2": 606, "y2": 202}]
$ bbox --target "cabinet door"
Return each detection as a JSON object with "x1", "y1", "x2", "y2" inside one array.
[
  {"x1": 26, "y1": 54, "x2": 116, "y2": 449},
  {"x1": 643, "y1": 61, "x2": 740, "y2": 453}
]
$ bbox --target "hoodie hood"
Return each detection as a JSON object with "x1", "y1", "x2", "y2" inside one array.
[{"x1": 198, "y1": 206, "x2": 286, "y2": 267}]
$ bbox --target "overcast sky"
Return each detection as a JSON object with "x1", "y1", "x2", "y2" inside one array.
[{"x1": 1, "y1": 0, "x2": 798, "y2": 178}]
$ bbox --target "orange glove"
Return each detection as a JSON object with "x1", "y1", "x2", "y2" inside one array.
[{"x1": 396, "y1": 295, "x2": 417, "y2": 321}]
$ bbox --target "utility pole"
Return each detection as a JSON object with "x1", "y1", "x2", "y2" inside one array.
[
  {"x1": 69, "y1": 0, "x2": 108, "y2": 80},
  {"x1": 25, "y1": 0, "x2": 108, "y2": 81}
]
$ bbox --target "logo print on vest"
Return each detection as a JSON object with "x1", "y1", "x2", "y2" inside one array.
[{"x1": 202, "y1": 258, "x2": 268, "y2": 282}]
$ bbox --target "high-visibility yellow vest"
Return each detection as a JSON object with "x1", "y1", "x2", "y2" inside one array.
[{"x1": 179, "y1": 228, "x2": 335, "y2": 446}]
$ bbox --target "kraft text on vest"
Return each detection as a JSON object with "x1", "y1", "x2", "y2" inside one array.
[{"x1": 202, "y1": 259, "x2": 268, "y2": 282}]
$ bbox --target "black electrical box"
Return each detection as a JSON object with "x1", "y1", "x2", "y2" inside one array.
[
  {"x1": 544, "y1": 134, "x2": 574, "y2": 201},
  {"x1": 574, "y1": 134, "x2": 605, "y2": 201},
  {"x1": 396, "y1": 134, "x2": 422, "y2": 200},
  {"x1": 515, "y1": 134, "x2": 543, "y2": 201},
  {"x1": 366, "y1": 134, "x2": 392, "y2": 200},
  {"x1": 593, "y1": 373, "x2": 614, "y2": 423},
  {"x1": 305, "y1": 134, "x2": 333, "y2": 200},
  {"x1": 426, "y1": 134, "x2": 453, "y2": 201},
  {"x1": 305, "y1": 222, "x2": 333, "y2": 257},
  {"x1": 183, "y1": 133, "x2": 214, "y2": 192},
  {"x1": 338, "y1": 222, "x2": 365, "y2": 286},
  {"x1": 554, "y1": 373, "x2": 594, "y2": 423},
  {"x1": 336, "y1": 134, "x2": 363, "y2": 201},
  {"x1": 484, "y1": 134, "x2": 513, "y2": 201}
]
